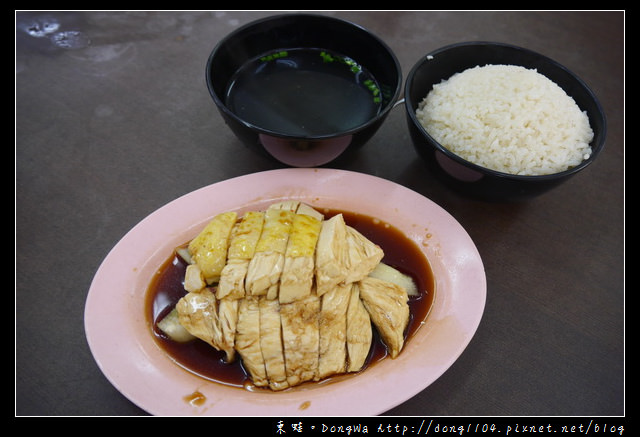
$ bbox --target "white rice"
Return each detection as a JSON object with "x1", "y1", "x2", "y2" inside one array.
[{"x1": 416, "y1": 64, "x2": 594, "y2": 176}]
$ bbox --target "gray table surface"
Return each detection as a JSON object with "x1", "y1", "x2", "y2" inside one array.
[{"x1": 15, "y1": 10, "x2": 624, "y2": 417}]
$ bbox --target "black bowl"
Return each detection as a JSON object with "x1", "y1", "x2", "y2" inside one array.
[
  {"x1": 404, "y1": 41, "x2": 607, "y2": 201},
  {"x1": 206, "y1": 13, "x2": 402, "y2": 167}
]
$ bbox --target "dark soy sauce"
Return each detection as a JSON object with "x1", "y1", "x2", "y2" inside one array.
[
  {"x1": 225, "y1": 48, "x2": 383, "y2": 137},
  {"x1": 146, "y1": 209, "x2": 435, "y2": 390}
]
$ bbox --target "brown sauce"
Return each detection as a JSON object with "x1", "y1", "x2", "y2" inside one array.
[{"x1": 145, "y1": 208, "x2": 435, "y2": 390}]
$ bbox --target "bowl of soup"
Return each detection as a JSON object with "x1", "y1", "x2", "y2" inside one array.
[{"x1": 206, "y1": 13, "x2": 402, "y2": 167}]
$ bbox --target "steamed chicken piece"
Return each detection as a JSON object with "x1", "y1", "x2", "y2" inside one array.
[
  {"x1": 217, "y1": 211, "x2": 265, "y2": 300},
  {"x1": 156, "y1": 307, "x2": 196, "y2": 343},
  {"x1": 176, "y1": 288, "x2": 237, "y2": 362},
  {"x1": 279, "y1": 207, "x2": 324, "y2": 304},
  {"x1": 227, "y1": 211, "x2": 266, "y2": 260},
  {"x1": 217, "y1": 298, "x2": 239, "y2": 362},
  {"x1": 315, "y1": 214, "x2": 349, "y2": 297},
  {"x1": 269, "y1": 201, "x2": 300, "y2": 212},
  {"x1": 344, "y1": 226, "x2": 384, "y2": 283},
  {"x1": 183, "y1": 263, "x2": 206, "y2": 293},
  {"x1": 280, "y1": 294, "x2": 320, "y2": 386},
  {"x1": 368, "y1": 262, "x2": 420, "y2": 297},
  {"x1": 217, "y1": 259, "x2": 248, "y2": 299},
  {"x1": 258, "y1": 297, "x2": 289, "y2": 391},
  {"x1": 358, "y1": 276, "x2": 410, "y2": 358},
  {"x1": 245, "y1": 207, "x2": 295, "y2": 298},
  {"x1": 317, "y1": 283, "x2": 351, "y2": 379},
  {"x1": 188, "y1": 211, "x2": 237, "y2": 284},
  {"x1": 235, "y1": 297, "x2": 268, "y2": 387},
  {"x1": 345, "y1": 283, "x2": 373, "y2": 372},
  {"x1": 315, "y1": 213, "x2": 384, "y2": 297}
]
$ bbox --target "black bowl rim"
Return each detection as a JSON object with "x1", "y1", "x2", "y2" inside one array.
[
  {"x1": 206, "y1": 12, "x2": 403, "y2": 140},
  {"x1": 404, "y1": 40, "x2": 607, "y2": 182}
]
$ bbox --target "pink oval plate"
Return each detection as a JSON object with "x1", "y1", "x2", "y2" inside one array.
[{"x1": 84, "y1": 168, "x2": 486, "y2": 416}]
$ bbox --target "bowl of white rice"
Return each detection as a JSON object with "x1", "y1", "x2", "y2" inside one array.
[{"x1": 404, "y1": 41, "x2": 606, "y2": 201}]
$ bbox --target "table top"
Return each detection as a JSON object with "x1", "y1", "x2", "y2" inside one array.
[{"x1": 15, "y1": 11, "x2": 624, "y2": 417}]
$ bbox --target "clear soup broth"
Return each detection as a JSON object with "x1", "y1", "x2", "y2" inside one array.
[{"x1": 225, "y1": 48, "x2": 383, "y2": 137}]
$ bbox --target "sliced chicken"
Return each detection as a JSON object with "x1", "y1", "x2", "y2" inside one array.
[
  {"x1": 175, "y1": 288, "x2": 236, "y2": 362},
  {"x1": 258, "y1": 297, "x2": 289, "y2": 391},
  {"x1": 368, "y1": 262, "x2": 420, "y2": 297},
  {"x1": 245, "y1": 208, "x2": 295, "y2": 297},
  {"x1": 280, "y1": 294, "x2": 320, "y2": 386},
  {"x1": 268, "y1": 201, "x2": 300, "y2": 212},
  {"x1": 235, "y1": 297, "x2": 268, "y2": 387},
  {"x1": 183, "y1": 263, "x2": 206, "y2": 293},
  {"x1": 318, "y1": 283, "x2": 350, "y2": 379},
  {"x1": 296, "y1": 202, "x2": 323, "y2": 218},
  {"x1": 344, "y1": 225, "x2": 384, "y2": 283},
  {"x1": 217, "y1": 259, "x2": 249, "y2": 300},
  {"x1": 227, "y1": 211, "x2": 266, "y2": 260},
  {"x1": 217, "y1": 297, "x2": 239, "y2": 362},
  {"x1": 175, "y1": 288, "x2": 219, "y2": 345},
  {"x1": 346, "y1": 283, "x2": 373, "y2": 372},
  {"x1": 174, "y1": 201, "x2": 419, "y2": 391},
  {"x1": 315, "y1": 214, "x2": 349, "y2": 297},
  {"x1": 188, "y1": 211, "x2": 237, "y2": 284},
  {"x1": 279, "y1": 209, "x2": 323, "y2": 304},
  {"x1": 358, "y1": 276, "x2": 410, "y2": 359},
  {"x1": 218, "y1": 211, "x2": 265, "y2": 300}
]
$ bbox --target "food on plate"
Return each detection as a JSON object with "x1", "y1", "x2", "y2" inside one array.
[
  {"x1": 187, "y1": 211, "x2": 237, "y2": 284},
  {"x1": 155, "y1": 308, "x2": 195, "y2": 343},
  {"x1": 416, "y1": 64, "x2": 594, "y2": 176},
  {"x1": 217, "y1": 210, "x2": 264, "y2": 300},
  {"x1": 152, "y1": 202, "x2": 429, "y2": 391},
  {"x1": 368, "y1": 262, "x2": 418, "y2": 297},
  {"x1": 359, "y1": 277, "x2": 410, "y2": 358}
]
